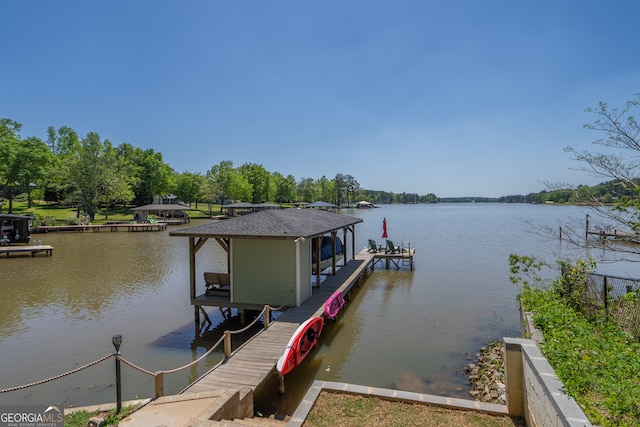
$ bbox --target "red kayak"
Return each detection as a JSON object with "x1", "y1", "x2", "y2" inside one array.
[
  {"x1": 276, "y1": 316, "x2": 324, "y2": 376},
  {"x1": 324, "y1": 290, "x2": 345, "y2": 320}
]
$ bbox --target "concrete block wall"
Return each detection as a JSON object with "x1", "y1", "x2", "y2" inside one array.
[{"x1": 504, "y1": 338, "x2": 596, "y2": 427}]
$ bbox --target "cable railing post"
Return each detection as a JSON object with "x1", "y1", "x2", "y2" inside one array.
[
  {"x1": 264, "y1": 305, "x2": 270, "y2": 329},
  {"x1": 224, "y1": 330, "x2": 232, "y2": 359},
  {"x1": 155, "y1": 371, "x2": 164, "y2": 398}
]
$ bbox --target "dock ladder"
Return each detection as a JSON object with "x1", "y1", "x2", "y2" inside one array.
[{"x1": 401, "y1": 241, "x2": 411, "y2": 267}]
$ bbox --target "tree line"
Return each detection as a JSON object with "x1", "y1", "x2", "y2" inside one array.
[{"x1": 0, "y1": 119, "x2": 438, "y2": 220}]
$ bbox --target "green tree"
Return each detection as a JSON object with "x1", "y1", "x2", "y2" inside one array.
[
  {"x1": 17, "y1": 136, "x2": 53, "y2": 208},
  {"x1": 206, "y1": 160, "x2": 251, "y2": 211},
  {"x1": 238, "y1": 163, "x2": 271, "y2": 203},
  {"x1": 272, "y1": 172, "x2": 297, "y2": 203},
  {"x1": 0, "y1": 119, "x2": 23, "y2": 212},
  {"x1": 0, "y1": 120, "x2": 53, "y2": 212},
  {"x1": 316, "y1": 175, "x2": 333, "y2": 202},
  {"x1": 44, "y1": 125, "x2": 80, "y2": 203},
  {"x1": 126, "y1": 147, "x2": 174, "y2": 205},
  {"x1": 101, "y1": 145, "x2": 136, "y2": 218},
  {"x1": 66, "y1": 132, "x2": 110, "y2": 221},
  {"x1": 297, "y1": 177, "x2": 316, "y2": 202},
  {"x1": 344, "y1": 174, "x2": 360, "y2": 207},
  {"x1": 175, "y1": 171, "x2": 204, "y2": 207},
  {"x1": 333, "y1": 174, "x2": 346, "y2": 206}
]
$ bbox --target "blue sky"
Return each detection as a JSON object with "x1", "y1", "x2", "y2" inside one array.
[{"x1": 3, "y1": 1, "x2": 640, "y2": 198}]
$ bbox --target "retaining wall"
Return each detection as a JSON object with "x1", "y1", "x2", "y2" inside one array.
[{"x1": 504, "y1": 337, "x2": 598, "y2": 427}]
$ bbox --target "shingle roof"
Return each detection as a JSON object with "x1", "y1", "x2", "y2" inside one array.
[
  {"x1": 169, "y1": 209, "x2": 363, "y2": 239},
  {"x1": 131, "y1": 204, "x2": 191, "y2": 211}
]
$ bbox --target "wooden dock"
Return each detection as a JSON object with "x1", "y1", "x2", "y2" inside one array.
[
  {"x1": 182, "y1": 252, "x2": 376, "y2": 395},
  {"x1": 31, "y1": 222, "x2": 167, "y2": 233},
  {"x1": 371, "y1": 247, "x2": 415, "y2": 270},
  {"x1": 0, "y1": 244, "x2": 54, "y2": 257}
]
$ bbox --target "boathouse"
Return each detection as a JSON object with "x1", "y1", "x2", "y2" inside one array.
[
  {"x1": 169, "y1": 209, "x2": 363, "y2": 316},
  {"x1": 130, "y1": 203, "x2": 191, "y2": 224},
  {"x1": 0, "y1": 214, "x2": 32, "y2": 244}
]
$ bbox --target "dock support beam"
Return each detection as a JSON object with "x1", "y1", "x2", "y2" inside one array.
[{"x1": 279, "y1": 375, "x2": 285, "y2": 394}]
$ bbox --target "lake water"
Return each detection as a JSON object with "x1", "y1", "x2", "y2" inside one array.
[{"x1": 0, "y1": 203, "x2": 629, "y2": 413}]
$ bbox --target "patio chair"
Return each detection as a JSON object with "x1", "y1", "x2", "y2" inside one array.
[
  {"x1": 367, "y1": 239, "x2": 382, "y2": 253},
  {"x1": 385, "y1": 240, "x2": 405, "y2": 254}
]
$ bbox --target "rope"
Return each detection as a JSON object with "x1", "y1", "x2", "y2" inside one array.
[
  {"x1": 116, "y1": 355, "x2": 157, "y2": 377},
  {"x1": 266, "y1": 290, "x2": 294, "y2": 311},
  {"x1": 228, "y1": 311, "x2": 265, "y2": 335},
  {"x1": 163, "y1": 335, "x2": 225, "y2": 374},
  {"x1": 0, "y1": 354, "x2": 114, "y2": 394}
]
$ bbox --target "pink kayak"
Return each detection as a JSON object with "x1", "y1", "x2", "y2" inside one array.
[{"x1": 324, "y1": 290, "x2": 345, "y2": 320}]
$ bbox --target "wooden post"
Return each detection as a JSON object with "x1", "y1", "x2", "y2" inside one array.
[
  {"x1": 279, "y1": 375, "x2": 285, "y2": 394},
  {"x1": 264, "y1": 305, "x2": 270, "y2": 329},
  {"x1": 585, "y1": 214, "x2": 589, "y2": 239},
  {"x1": 155, "y1": 371, "x2": 164, "y2": 398},
  {"x1": 224, "y1": 330, "x2": 232, "y2": 359}
]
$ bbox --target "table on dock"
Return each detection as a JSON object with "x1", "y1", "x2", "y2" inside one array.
[
  {"x1": 0, "y1": 245, "x2": 54, "y2": 257},
  {"x1": 183, "y1": 252, "x2": 375, "y2": 395}
]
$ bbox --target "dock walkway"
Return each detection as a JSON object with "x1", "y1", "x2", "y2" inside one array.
[
  {"x1": 182, "y1": 252, "x2": 375, "y2": 395},
  {"x1": 0, "y1": 245, "x2": 54, "y2": 257}
]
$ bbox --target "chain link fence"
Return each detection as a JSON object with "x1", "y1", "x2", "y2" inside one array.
[{"x1": 578, "y1": 273, "x2": 640, "y2": 339}]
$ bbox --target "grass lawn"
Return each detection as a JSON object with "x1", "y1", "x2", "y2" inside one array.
[{"x1": 304, "y1": 392, "x2": 525, "y2": 427}]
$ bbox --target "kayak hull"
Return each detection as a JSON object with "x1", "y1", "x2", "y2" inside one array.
[{"x1": 276, "y1": 316, "x2": 324, "y2": 376}]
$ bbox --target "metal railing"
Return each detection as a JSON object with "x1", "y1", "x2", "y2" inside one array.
[{"x1": 1, "y1": 298, "x2": 291, "y2": 399}]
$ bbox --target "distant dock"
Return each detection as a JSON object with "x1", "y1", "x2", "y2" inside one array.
[
  {"x1": 31, "y1": 222, "x2": 167, "y2": 234},
  {"x1": 0, "y1": 244, "x2": 53, "y2": 257}
]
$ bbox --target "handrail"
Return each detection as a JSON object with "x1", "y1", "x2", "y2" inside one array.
[
  {"x1": 0, "y1": 353, "x2": 114, "y2": 394},
  {"x1": 0, "y1": 292, "x2": 294, "y2": 398}
]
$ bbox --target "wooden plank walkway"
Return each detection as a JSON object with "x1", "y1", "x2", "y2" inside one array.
[
  {"x1": 0, "y1": 245, "x2": 54, "y2": 257},
  {"x1": 182, "y1": 252, "x2": 375, "y2": 395}
]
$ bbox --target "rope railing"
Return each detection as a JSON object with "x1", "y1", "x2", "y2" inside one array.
[
  {"x1": 0, "y1": 293, "x2": 294, "y2": 399},
  {"x1": 0, "y1": 353, "x2": 114, "y2": 394},
  {"x1": 116, "y1": 355, "x2": 158, "y2": 377},
  {"x1": 162, "y1": 335, "x2": 225, "y2": 374}
]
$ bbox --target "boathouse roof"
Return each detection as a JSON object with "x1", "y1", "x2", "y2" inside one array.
[
  {"x1": 170, "y1": 208, "x2": 362, "y2": 240},
  {"x1": 131, "y1": 204, "x2": 191, "y2": 211}
]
